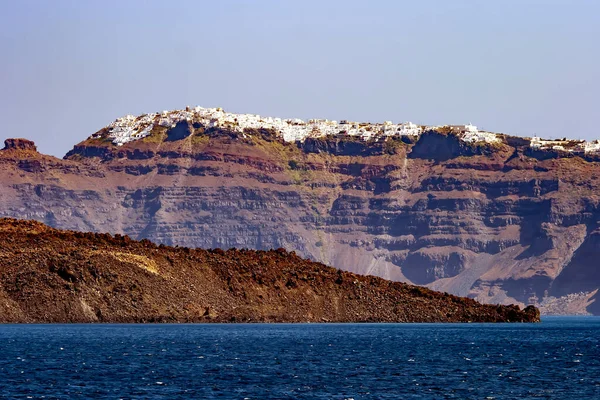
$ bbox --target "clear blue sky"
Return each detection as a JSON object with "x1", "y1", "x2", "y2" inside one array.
[{"x1": 1, "y1": 0, "x2": 599, "y2": 156}]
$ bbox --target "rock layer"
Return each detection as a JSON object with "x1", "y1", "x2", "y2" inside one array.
[
  {"x1": 0, "y1": 218, "x2": 540, "y2": 323},
  {"x1": 1, "y1": 117, "x2": 600, "y2": 315}
]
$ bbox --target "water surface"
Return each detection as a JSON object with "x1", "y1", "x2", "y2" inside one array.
[{"x1": 0, "y1": 317, "x2": 598, "y2": 399}]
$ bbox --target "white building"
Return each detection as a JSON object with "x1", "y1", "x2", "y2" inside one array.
[{"x1": 449, "y1": 124, "x2": 478, "y2": 134}]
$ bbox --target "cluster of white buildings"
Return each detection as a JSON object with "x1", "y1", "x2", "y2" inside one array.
[
  {"x1": 95, "y1": 106, "x2": 504, "y2": 147},
  {"x1": 530, "y1": 137, "x2": 569, "y2": 151},
  {"x1": 450, "y1": 124, "x2": 501, "y2": 144},
  {"x1": 584, "y1": 140, "x2": 600, "y2": 153},
  {"x1": 101, "y1": 114, "x2": 156, "y2": 146},
  {"x1": 529, "y1": 136, "x2": 600, "y2": 155}
]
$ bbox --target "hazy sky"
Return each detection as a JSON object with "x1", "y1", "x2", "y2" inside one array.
[{"x1": 1, "y1": 0, "x2": 599, "y2": 156}]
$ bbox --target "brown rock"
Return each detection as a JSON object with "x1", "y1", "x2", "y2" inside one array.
[
  {"x1": 3, "y1": 138, "x2": 37, "y2": 152},
  {"x1": 0, "y1": 217, "x2": 539, "y2": 323}
]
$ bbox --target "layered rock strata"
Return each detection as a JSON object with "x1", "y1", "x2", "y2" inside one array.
[{"x1": 1, "y1": 107, "x2": 599, "y2": 315}]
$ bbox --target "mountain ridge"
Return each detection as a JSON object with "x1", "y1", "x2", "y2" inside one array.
[{"x1": 2, "y1": 106, "x2": 600, "y2": 315}]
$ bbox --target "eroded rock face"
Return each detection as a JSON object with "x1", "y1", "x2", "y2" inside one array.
[
  {"x1": 0, "y1": 218, "x2": 540, "y2": 323},
  {"x1": 0, "y1": 127, "x2": 599, "y2": 314}
]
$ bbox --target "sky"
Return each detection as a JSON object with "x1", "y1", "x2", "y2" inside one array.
[{"x1": 1, "y1": 0, "x2": 599, "y2": 157}]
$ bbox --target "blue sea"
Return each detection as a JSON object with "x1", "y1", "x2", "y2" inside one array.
[{"x1": 0, "y1": 317, "x2": 598, "y2": 399}]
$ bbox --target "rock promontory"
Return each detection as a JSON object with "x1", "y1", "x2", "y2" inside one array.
[
  {"x1": 0, "y1": 218, "x2": 539, "y2": 323},
  {"x1": 3, "y1": 138, "x2": 37, "y2": 152}
]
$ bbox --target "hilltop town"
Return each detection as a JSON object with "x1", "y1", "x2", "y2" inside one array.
[
  {"x1": 96, "y1": 106, "x2": 496, "y2": 146},
  {"x1": 94, "y1": 106, "x2": 600, "y2": 156}
]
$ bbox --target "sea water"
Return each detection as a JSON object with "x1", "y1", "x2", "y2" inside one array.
[{"x1": 0, "y1": 317, "x2": 598, "y2": 399}]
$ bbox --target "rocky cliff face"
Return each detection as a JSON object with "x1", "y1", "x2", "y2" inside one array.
[
  {"x1": 1, "y1": 111, "x2": 599, "y2": 315},
  {"x1": 0, "y1": 218, "x2": 540, "y2": 323}
]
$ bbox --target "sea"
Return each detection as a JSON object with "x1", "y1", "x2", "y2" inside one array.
[{"x1": 0, "y1": 317, "x2": 598, "y2": 399}]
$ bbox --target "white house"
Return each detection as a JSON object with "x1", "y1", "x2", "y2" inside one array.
[{"x1": 449, "y1": 124, "x2": 478, "y2": 134}]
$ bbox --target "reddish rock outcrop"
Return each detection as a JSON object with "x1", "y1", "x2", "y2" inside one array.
[
  {"x1": 3, "y1": 138, "x2": 37, "y2": 152},
  {"x1": 0, "y1": 218, "x2": 540, "y2": 323}
]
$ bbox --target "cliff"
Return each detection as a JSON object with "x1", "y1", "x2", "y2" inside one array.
[
  {"x1": 0, "y1": 218, "x2": 539, "y2": 323},
  {"x1": 1, "y1": 107, "x2": 599, "y2": 315}
]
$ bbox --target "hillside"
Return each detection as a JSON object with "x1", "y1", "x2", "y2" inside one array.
[
  {"x1": 0, "y1": 218, "x2": 540, "y2": 323},
  {"x1": 1, "y1": 106, "x2": 599, "y2": 315}
]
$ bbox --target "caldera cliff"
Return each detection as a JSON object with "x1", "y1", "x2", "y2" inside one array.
[{"x1": 1, "y1": 106, "x2": 599, "y2": 315}]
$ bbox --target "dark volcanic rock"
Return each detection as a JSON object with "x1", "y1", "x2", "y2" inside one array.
[
  {"x1": 409, "y1": 130, "x2": 494, "y2": 161},
  {"x1": 166, "y1": 121, "x2": 192, "y2": 141},
  {"x1": 0, "y1": 218, "x2": 540, "y2": 323}
]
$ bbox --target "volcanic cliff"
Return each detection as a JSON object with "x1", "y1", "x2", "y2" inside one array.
[
  {"x1": 1, "y1": 107, "x2": 599, "y2": 315},
  {"x1": 0, "y1": 218, "x2": 540, "y2": 323}
]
